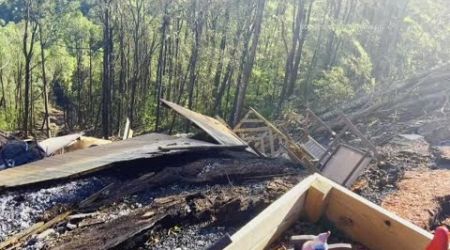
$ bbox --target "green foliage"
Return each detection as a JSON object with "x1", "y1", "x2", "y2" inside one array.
[
  {"x1": 313, "y1": 67, "x2": 354, "y2": 107},
  {"x1": 0, "y1": 0, "x2": 449, "y2": 134}
]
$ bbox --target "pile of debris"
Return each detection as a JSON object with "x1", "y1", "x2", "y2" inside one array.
[
  {"x1": 2, "y1": 69, "x2": 450, "y2": 250},
  {"x1": 0, "y1": 98, "x2": 379, "y2": 250}
]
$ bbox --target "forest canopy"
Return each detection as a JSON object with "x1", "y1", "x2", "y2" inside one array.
[{"x1": 0, "y1": 0, "x2": 449, "y2": 138}]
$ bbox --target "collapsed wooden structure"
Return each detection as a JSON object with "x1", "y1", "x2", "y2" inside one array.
[
  {"x1": 0, "y1": 134, "x2": 221, "y2": 189},
  {"x1": 0, "y1": 100, "x2": 446, "y2": 249},
  {"x1": 0, "y1": 100, "x2": 249, "y2": 190},
  {"x1": 233, "y1": 108, "x2": 326, "y2": 171},
  {"x1": 223, "y1": 174, "x2": 435, "y2": 250},
  {"x1": 233, "y1": 108, "x2": 376, "y2": 187}
]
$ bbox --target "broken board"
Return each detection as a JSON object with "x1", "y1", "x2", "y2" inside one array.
[
  {"x1": 0, "y1": 133, "x2": 218, "y2": 190},
  {"x1": 161, "y1": 99, "x2": 246, "y2": 146},
  {"x1": 224, "y1": 174, "x2": 436, "y2": 250}
]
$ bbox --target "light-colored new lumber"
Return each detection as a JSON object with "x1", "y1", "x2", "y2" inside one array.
[
  {"x1": 226, "y1": 174, "x2": 436, "y2": 250},
  {"x1": 226, "y1": 174, "x2": 317, "y2": 250},
  {"x1": 314, "y1": 175, "x2": 434, "y2": 250}
]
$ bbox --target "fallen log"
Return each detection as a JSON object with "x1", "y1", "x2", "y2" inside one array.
[{"x1": 319, "y1": 62, "x2": 450, "y2": 123}]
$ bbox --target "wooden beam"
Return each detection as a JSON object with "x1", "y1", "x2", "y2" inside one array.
[
  {"x1": 247, "y1": 107, "x2": 319, "y2": 172},
  {"x1": 234, "y1": 127, "x2": 271, "y2": 133},
  {"x1": 0, "y1": 222, "x2": 44, "y2": 249},
  {"x1": 304, "y1": 181, "x2": 332, "y2": 223},
  {"x1": 248, "y1": 108, "x2": 289, "y2": 141},
  {"x1": 0, "y1": 211, "x2": 72, "y2": 250},
  {"x1": 305, "y1": 109, "x2": 335, "y2": 136},
  {"x1": 313, "y1": 175, "x2": 434, "y2": 250}
]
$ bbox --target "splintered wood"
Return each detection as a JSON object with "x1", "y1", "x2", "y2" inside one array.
[{"x1": 382, "y1": 170, "x2": 450, "y2": 229}]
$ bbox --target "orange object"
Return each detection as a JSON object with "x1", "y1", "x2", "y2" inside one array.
[{"x1": 426, "y1": 226, "x2": 449, "y2": 250}]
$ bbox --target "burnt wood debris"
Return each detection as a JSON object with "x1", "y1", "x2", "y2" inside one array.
[{"x1": 2, "y1": 69, "x2": 450, "y2": 249}]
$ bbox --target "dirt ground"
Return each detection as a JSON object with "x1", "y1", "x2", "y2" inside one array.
[{"x1": 382, "y1": 170, "x2": 450, "y2": 229}]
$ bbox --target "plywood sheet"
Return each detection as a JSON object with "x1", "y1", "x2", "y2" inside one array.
[
  {"x1": 0, "y1": 133, "x2": 216, "y2": 189},
  {"x1": 161, "y1": 99, "x2": 245, "y2": 146}
]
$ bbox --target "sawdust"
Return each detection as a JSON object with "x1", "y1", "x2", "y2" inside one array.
[{"x1": 381, "y1": 170, "x2": 450, "y2": 229}]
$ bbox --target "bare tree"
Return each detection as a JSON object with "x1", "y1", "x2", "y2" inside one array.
[
  {"x1": 230, "y1": 0, "x2": 266, "y2": 126},
  {"x1": 22, "y1": 0, "x2": 38, "y2": 136},
  {"x1": 101, "y1": 0, "x2": 114, "y2": 138}
]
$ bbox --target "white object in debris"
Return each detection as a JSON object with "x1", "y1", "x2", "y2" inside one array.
[
  {"x1": 36, "y1": 228, "x2": 56, "y2": 240},
  {"x1": 66, "y1": 222, "x2": 77, "y2": 230},
  {"x1": 38, "y1": 133, "x2": 84, "y2": 156},
  {"x1": 302, "y1": 231, "x2": 330, "y2": 250},
  {"x1": 399, "y1": 134, "x2": 424, "y2": 141}
]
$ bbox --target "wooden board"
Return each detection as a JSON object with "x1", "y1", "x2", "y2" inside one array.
[
  {"x1": 314, "y1": 175, "x2": 434, "y2": 250},
  {"x1": 161, "y1": 99, "x2": 246, "y2": 146},
  {"x1": 0, "y1": 133, "x2": 217, "y2": 190},
  {"x1": 225, "y1": 174, "x2": 435, "y2": 250},
  {"x1": 226, "y1": 175, "x2": 317, "y2": 250}
]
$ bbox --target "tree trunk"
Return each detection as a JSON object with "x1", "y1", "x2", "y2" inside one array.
[
  {"x1": 102, "y1": 0, "x2": 113, "y2": 139},
  {"x1": 22, "y1": 0, "x2": 37, "y2": 137},
  {"x1": 230, "y1": 0, "x2": 266, "y2": 126},
  {"x1": 276, "y1": 0, "x2": 314, "y2": 116},
  {"x1": 186, "y1": 0, "x2": 205, "y2": 112},
  {"x1": 155, "y1": 11, "x2": 170, "y2": 131},
  {"x1": 39, "y1": 24, "x2": 51, "y2": 138},
  {"x1": 76, "y1": 40, "x2": 83, "y2": 127},
  {"x1": 89, "y1": 35, "x2": 94, "y2": 125},
  {"x1": 211, "y1": 8, "x2": 229, "y2": 115},
  {"x1": 0, "y1": 56, "x2": 6, "y2": 111}
]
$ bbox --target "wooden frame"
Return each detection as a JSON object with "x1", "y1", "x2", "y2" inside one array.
[
  {"x1": 225, "y1": 174, "x2": 435, "y2": 250},
  {"x1": 233, "y1": 108, "x2": 320, "y2": 172}
]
